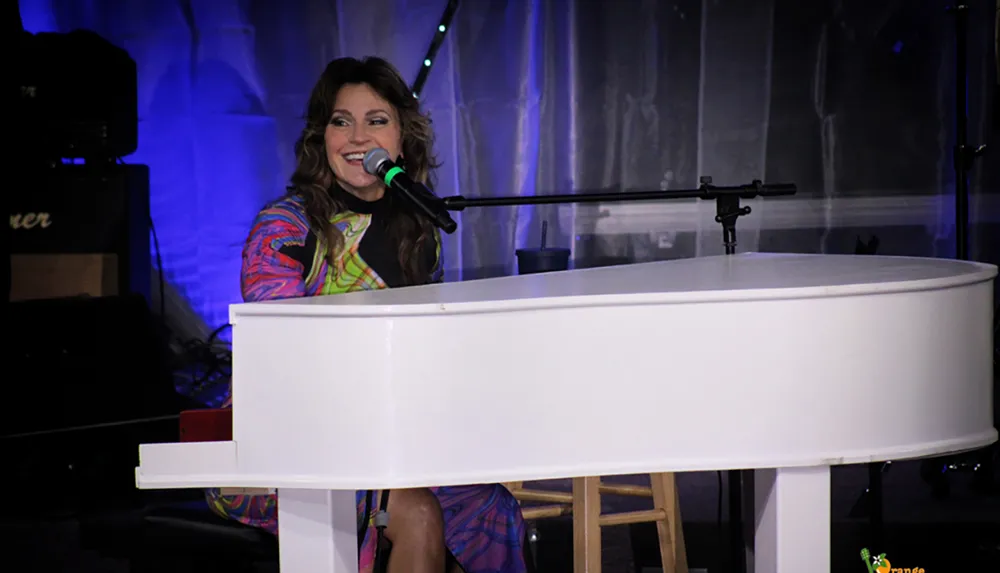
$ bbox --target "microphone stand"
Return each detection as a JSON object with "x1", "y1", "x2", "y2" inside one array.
[
  {"x1": 949, "y1": 4, "x2": 987, "y2": 262},
  {"x1": 919, "y1": 3, "x2": 993, "y2": 500},
  {"x1": 408, "y1": 175, "x2": 798, "y2": 573},
  {"x1": 428, "y1": 175, "x2": 796, "y2": 249}
]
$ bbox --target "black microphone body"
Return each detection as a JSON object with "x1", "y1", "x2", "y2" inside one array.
[{"x1": 363, "y1": 148, "x2": 457, "y2": 234}]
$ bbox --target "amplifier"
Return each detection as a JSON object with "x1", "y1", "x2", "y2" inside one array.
[
  {"x1": 3, "y1": 293, "x2": 183, "y2": 437},
  {"x1": 1, "y1": 294, "x2": 193, "y2": 514},
  {"x1": 9, "y1": 163, "x2": 151, "y2": 302}
]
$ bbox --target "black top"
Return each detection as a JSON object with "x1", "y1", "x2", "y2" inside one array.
[{"x1": 279, "y1": 187, "x2": 439, "y2": 288}]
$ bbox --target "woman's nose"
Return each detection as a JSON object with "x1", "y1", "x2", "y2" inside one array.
[{"x1": 349, "y1": 124, "x2": 369, "y2": 142}]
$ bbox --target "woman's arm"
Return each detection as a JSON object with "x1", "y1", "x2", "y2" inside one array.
[
  {"x1": 223, "y1": 204, "x2": 312, "y2": 409},
  {"x1": 241, "y1": 204, "x2": 312, "y2": 302}
]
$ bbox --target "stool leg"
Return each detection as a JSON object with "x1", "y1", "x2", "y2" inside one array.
[
  {"x1": 572, "y1": 477, "x2": 601, "y2": 573},
  {"x1": 650, "y1": 473, "x2": 688, "y2": 573},
  {"x1": 503, "y1": 481, "x2": 523, "y2": 493}
]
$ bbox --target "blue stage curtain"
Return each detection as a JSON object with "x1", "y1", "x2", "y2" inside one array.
[{"x1": 20, "y1": 0, "x2": 999, "y2": 333}]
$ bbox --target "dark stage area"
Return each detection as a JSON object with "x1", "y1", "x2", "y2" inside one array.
[
  {"x1": 2, "y1": 461, "x2": 997, "y2": 572},
  {"x1": 10, "y1": 0, "x2": 1000, "y2": 571}
]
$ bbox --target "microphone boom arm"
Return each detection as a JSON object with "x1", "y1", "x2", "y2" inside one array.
[
  {"x1": 440, "y1": 178, "x2": 795, "y2": 209},
  {"x1": 398, "y1": 181, "x2": 458, "y2": 234},
  {"x1": 430, "y1": 176, "x2": 797, "y2": 255}
]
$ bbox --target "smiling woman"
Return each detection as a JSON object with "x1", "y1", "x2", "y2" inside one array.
[
  {"x1": 206, "y1": 57, "x2": 528, "y2": 573},
  {"x1": 326, "y1": 83, "x2": 402, "y2": 200}
]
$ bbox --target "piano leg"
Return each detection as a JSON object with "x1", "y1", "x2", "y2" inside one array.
[
  {"x1": 277, "y1": 488, "x2": 359, "y2": 572},
  {"x1": 751, "y1": 465, "x2": 831, "y2": 573}
]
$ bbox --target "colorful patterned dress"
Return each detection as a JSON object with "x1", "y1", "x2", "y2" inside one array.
[{"x1": 206, "y1": 188, "x2": 527, "y2": 573}]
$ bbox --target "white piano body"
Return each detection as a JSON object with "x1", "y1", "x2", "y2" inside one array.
[{"x1": 136, "y1": 253, "x2": 998, "y2": 573}]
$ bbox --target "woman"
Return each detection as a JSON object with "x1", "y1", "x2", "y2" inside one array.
[{"x1": 207, "y1": 57, "x2": 527, "y2": 573}]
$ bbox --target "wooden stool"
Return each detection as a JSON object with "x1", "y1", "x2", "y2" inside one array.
[{"x1": 504, "y1": 474, "x2": 687, "y2": 573}]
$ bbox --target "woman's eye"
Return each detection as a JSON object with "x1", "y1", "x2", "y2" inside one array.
[
  {"x1": 330, "y1": 117, "x2": 349, "y2": 127},
  {"x1": 369, "y1": 118, "x2": 388, "y2": 126}
]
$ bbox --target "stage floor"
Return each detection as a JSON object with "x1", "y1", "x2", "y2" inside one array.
[
  {"x1": 531, "y1": 459, "x2": 1000, "y2": 571},
  {"x1": 2, "y1": 460, "x2": 997, "y2": 572}
]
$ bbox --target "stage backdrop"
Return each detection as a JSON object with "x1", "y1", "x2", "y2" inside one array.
[{"x1": 20, "y1": 0, "x2": 999, "y2": 335}]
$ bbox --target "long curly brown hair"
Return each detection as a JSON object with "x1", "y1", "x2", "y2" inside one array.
[{"x1": 285, "y1": 56, "x2": 441, "y2": 286}]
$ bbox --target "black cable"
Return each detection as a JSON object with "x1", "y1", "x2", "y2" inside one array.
[
  {"x1": 207, "y1": 323, "x2": 232, "y2": 343},
  {"x1": 716, "y1": 470, "x2": 723, "y2": 525},
  {"x1": 110, "y1": 157, "x2": 230, "y2": 408},
  {"x1": 359, "y1": 490, "x2": 374, "y2": 552},
  {"x1": 373, "y1": 489, "x2": 391, "y2": 573},
  {"x1": 173, "y1": 323, "x2": 233, "y2": 405},
  {"x1": 150, "y1": 213, "x2": 165, "y2": 319},
  {"x1": 716, "y1": 470, "x2": 724, "y2": 562},
  {"x1": 116, "y1": 156, "x2": 165, "y2": 319}
]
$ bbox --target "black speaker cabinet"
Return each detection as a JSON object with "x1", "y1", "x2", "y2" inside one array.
[{"x1": 9, "y1": 163, "x2": 151, "y2": 303}]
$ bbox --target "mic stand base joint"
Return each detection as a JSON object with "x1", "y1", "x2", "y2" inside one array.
[
  {"x1": 955, "y1": 144, "x2": 987, "y2": 172},
  {"x1": 702, "y1": 176, "x2": 753, "y2": 256}
]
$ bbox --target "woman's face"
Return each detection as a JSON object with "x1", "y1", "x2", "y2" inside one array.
[{"x1": 325, "y1": 83, "x2": 402, "y2": 201}]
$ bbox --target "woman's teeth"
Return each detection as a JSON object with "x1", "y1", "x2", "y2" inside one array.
[{"x1": 344, "y1": 152, "x2": 365, "y2": 162}]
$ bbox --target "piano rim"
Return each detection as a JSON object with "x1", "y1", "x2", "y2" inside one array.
[
  {"x1": 228, "y1": 268, "x2": 998, "y2": 319},
  {"x1": 135, "y1": 429, "x2": 998, "y2": 491}
]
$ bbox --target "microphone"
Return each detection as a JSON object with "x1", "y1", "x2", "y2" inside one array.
[{"x1": 363, "y1": 148, "x2": 457, "y2": 234}]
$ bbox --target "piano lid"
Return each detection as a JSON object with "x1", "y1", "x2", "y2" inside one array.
[{"x1": 230, "y1": 253, "x2": 997, "y2": 319}]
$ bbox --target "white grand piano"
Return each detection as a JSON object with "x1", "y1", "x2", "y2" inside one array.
[{"x1": 136, "y1": 252, "x2": 998, "y2": 573}]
